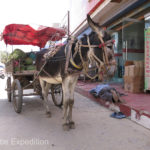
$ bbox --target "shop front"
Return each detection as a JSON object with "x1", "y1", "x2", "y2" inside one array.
[
  {"x1": 110, "y1": 17, "x2": 145, "y2": 83},
  {"x1": 69, "y1": 0, "x2": 150, "y2": 91},
  {"x1": 106, "y1": 1, "x2": 150, "y2": 91},
  {"x1": 144, "y1": 13, "x2": 150, "y2": 91}
]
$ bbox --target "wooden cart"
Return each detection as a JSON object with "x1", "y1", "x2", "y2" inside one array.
[
  {"x1": 2, "y1": 22, "x2": 68, "y2": 113},
  {"x1": 5, "y1": 56, "x2": 63, "y2": 113}
]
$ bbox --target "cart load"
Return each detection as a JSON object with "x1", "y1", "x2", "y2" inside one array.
[
  {"x1": 6, "y1": 49, "x2": 37, "y2": 73},
  {"x1": 7, "y1": 49, "x2": 26, "y2": 61}
]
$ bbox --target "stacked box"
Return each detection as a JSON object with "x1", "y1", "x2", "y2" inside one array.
[{"x1": 124, "y1": 61, "x2": 144, "y2": 93}]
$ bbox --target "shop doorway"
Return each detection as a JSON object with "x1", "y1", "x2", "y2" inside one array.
[
  {"x1": 112, "y1": 17, "x2": 145, "y2": 82},
  {"x1": 122, "y1": 17, "x2": 144, "y2": 63}
]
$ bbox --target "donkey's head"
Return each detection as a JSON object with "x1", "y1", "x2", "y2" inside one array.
[{"x1": 87, "y1": 15, "x2": 116, "y2": 79}]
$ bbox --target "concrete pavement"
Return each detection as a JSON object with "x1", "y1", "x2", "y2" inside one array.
[{"x1": 0, "y1": 78, "x2": 150, "y2": 150}]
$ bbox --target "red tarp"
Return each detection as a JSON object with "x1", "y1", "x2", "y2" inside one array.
[{"x1": 2, "y1": 24, "x2": 66, "y2": 48}]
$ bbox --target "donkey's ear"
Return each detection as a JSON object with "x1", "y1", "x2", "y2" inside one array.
[
  {"x1": 87, "y1": 14, "x2": 104, "y2": 37},
  {"x1": 87, "y1": 15, "x2": 99, "y2": 31}
]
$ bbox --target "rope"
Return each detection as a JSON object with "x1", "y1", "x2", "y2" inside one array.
[
  {"x1": 64, "y1": 36, "x2": 76, "y2": 74},
  {"x1": 97, "y1": 35, "x2": 109, "y2": 65},
  {"x1": 78, "y1": 37, "x2": 99, "y2": 80},
  {"x1": 76, "y1": 36, "x2": 116, "y2": 80},
  {"x1": 23, "y1": 59, "x2": 48, "y2": 90},
  {"x1": 23, "y1": 45, "x2": 62, "y2": 90}
]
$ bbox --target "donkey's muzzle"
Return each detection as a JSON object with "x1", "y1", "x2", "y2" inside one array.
[{"x1": 107, "y1": 65, "x2": 116, "y2": 77}]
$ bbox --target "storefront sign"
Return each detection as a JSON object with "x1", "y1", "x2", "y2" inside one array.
[{"x1": 145, "y1": 28, "x2": 150, "y2": 90}]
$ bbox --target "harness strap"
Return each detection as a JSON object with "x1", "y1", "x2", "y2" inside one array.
[
  {"x1": 23, "y1": 60, "x2": 48, "y2": 89},
  {"x1": 44, "y1": 45, "x2": 61, "y2": 59},
  {"x1": 77, "y1": 38, "x2": 115, "y2": 67},
  {"x1": 64, "y1": 36, "x2": 76, "y2": 74},
  {"x1": 99, "y1": 40, "x2": 115, "y2": 48},
  {"x1": 97, "y1": 35, "x2": 109, "y2": 65},
  {"x1": 77, "y1": 38, "x2": 98, "y2": 80},
  {"x1": 65, "y1": 37, "x2": 83, "y2": 72},
  {"x1": 67, "y1": 35, "x2": 115, "y2": 80},
  {"x1": 69, "y1": 58, "x2": 82, "y2": 70}
]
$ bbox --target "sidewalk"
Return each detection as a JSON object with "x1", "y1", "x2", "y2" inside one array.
[{"x1": 75, "y1": 80, "x2": 150, "y2": 130}]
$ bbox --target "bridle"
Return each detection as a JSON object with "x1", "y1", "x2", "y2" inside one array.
[{"x1": 69, "y1": 35, "x2": 116, "y2": 79}]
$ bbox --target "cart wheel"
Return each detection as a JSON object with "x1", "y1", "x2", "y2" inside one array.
[
  {"x1": 7, "y1": 77, "x2": 11, "y2": 102},
  {"x1": 12, "y1": 79, "x2": 23, "y2": 113},
  {"x1": 51, "y1": 84, "x2": 63, "y2": 107}
]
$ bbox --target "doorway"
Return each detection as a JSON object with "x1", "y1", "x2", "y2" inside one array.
[
  {"x1": 122, "y1": 18, "x2": 144, "y2": 63},
  {"x1": 111, "y1": 17, "x2": 145, "y2": 82}
]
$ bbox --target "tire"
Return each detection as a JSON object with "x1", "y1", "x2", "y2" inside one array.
[
  {"x1": 12, "y1": 79, "x2": 23, "y2": 113},
  {"x1": 51, "y1": 84, "x2": 63, "y2": 107},
  {"x1": 7, "y1": 77, "x2": 11, "y2": 102}
]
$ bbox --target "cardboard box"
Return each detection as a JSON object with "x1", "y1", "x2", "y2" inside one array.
[
  {"x1": 124, "y1": 61, "x2": 133, "y2": 76},
  {"x1": 133, "y1": 61, "x2": 144, "y2": 76},
  {"x1": 133, "y1": 60, "x2": 144, "y2": 68},
  {"x1": 125, "y1": 61, "x2": 134, "y2": 66},
  {"x1": 124, "y1": 66, "x2": 129, "y2": 76},
  {"x1": 128, "y1": 81, "x2": 144, "y2": 93},
  {"x1": 129, "y1": 65, "x2": 143, "y2": 77},
  {"x1": 128, "y1": 65, "x2": 136, "y2": 76},
  {"x1": 124, "y1": 76, "x2": 144, "y2": 93},
  {"x1": 124, "y1": 61, "x2": 144, "y2": 93},
  {"x1": 124, "y1": 76, "x2": 143, "y2": 83},
  {"x1": 124, "y1": 60, "x2": 144, "y2": 77},
  {"x1": 124, "y1": 82, "x2": 143, "y2": 93}
]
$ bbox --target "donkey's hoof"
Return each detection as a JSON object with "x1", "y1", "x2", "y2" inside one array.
[
  {"x1": 63, "y1": 123, "x2": 70, "y2": 131},
  {"x1": 46, "y1": 112, "x2": 51, "y2": 118},
  {"x1": 69, "y1": 122, "x2": 75, "y2": 129}
]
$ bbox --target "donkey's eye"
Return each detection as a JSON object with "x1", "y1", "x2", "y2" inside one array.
[
  {"x1": 107, "y1": 46, "x2": 112, "y2": 49},
  {"x1": 108, "y1": 54, "x2": 112, "y2": 60}
]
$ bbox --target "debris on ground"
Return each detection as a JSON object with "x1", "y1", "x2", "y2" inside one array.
[
  {"x1": 110, "y1": 112, "x2": 126, "y2": 119},
  {"x1": 89, "y1": 84, "x2": 125, "y2": 103}
]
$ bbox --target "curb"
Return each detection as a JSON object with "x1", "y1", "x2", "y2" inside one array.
[{"x1": 75, "y1": 86, "x2": 150, "y2": 130}]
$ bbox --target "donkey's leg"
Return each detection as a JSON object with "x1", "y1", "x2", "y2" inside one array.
[
  {"x1": 68, "y1": 75, "x2": 79, "y2": 129},
  {"x1": 39, "y1": 78, "x2": 51, "y2": 117},
  {"x1": 45, "y1": 82, "x2": 51, "y2": 117},
  {"x1": 62, "y1": 80, "x2": 69, "y2": 130},
  {"x1": 62, "y1": 75, "x2": 79, "y2": 130}
]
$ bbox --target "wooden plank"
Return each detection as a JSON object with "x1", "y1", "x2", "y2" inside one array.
[{"x1": 13, "y1": 70, "x2": 36, "y2": 76}]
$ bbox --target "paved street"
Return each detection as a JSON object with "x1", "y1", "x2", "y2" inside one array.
[{"x1": 0, "y1": 78, "x2": 150, "y2": 150}]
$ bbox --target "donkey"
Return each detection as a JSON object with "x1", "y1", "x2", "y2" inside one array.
[{"x1": 36, "y1": 15, "x2": 116, "y2": 130}]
